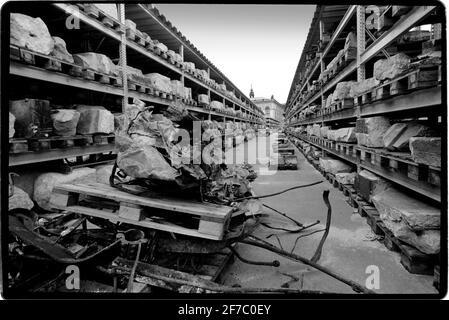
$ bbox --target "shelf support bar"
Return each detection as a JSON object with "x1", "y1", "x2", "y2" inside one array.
[{"x1": 118, "y1": 4, "x2": 128, "y2": 114}]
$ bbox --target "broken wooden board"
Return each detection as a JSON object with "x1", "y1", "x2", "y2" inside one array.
[{"x1": 50, "y1": 182, "x2": 234, "y2": 240}]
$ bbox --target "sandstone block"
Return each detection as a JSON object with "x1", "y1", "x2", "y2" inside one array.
[
  {"x1": 50, "y1": 36, "x2": 74, "y2": 63},
  {"x1": 51, "y1": 109, "x2": 80, "y2": 136},
  {"x1": 73, "y1": 52, "x2": 117, "y2": 75},
  {"x1": 319, "y1": 157, "x2": 353, "y2": 175},
  {"x1": 335, "y1": 172, "x2": 356, "y2": 185},
  {"x1": 374, "y1": 53, "x2": 411, "y2": 81},
  {"x1": 34, "y1": 168, "x2": 96, "y2": 210},
  {"x1": 144, "y1": 73, "x2": 172, "y2": 92},
  {"x1": 354, "y1": 170, "x2": 391, "y2": 202},
  {"x1": 10, "y1": 13, "x2": 54, "y2": 55},
  {"x1": 409, "y1": 137, "x2": 441, "y2": 167},
  {"x1": 75, "y1": 105, "x2": 114, "y2": 134},
  {"x1": 356, "y1": 116, "x2": 391, "y2": 148},
  {"x1": 349, "y1": 77, "x2": 380, "y2": 96},
  {"x1": 383, "y1": 122, "x2": 436, "y2": 151}
]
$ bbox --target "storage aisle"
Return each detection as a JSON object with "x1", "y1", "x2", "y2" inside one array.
[{"x1": 223, "y1": 135, "x2": 436, "y2": 293}]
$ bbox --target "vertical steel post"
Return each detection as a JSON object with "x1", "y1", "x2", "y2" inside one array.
[
  {"x1": 118, "y1": 4, "x2": 128, "y2": 113},
  {"x1": 356, "y1": 5, "x2": 366, "y2": 173},
  {"x1": 356, "y1": 5, "x2": 366, "y2": 82}
]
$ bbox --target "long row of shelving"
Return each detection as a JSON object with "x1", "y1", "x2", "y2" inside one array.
[
  {"x1": 289, "y1": 133, "x2": 441, "y2": 202},
  {"x1": 10, "y1": 62, "x2": 260, "y2": 124},
  {"x1": 53, "y1": 3, "x2": 263, "y2": 120},
  {"x1": 286, "y1": 5, "x2": 438, "y2": 120},
  {"x1": 289, "y1": 85, "x2": 441, "y2": 126}
]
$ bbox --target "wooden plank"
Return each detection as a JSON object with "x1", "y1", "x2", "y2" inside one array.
[
  {"x1": 54, "y1": 182, "x2": 233, "y2": 219},
  {"x1": 61, "y1": 205, "x2": 223, "y2": 240}
]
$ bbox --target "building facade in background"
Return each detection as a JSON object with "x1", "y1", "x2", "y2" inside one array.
[{"x1": 250, "y1": 88, "x2": 285, "y2": 127}]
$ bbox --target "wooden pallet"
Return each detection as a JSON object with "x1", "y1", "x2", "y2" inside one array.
[
  {"x1": 356, "y1": 145, "x2": 441, "y2": 188},
  {"x1": 372, "y1": 66, "x2": 440, "y2": 102},
  {"x1": 9, "y1": 138, "x2": 29, "y2": 154},
  {"x1": 76, "y1": 3, "x2": 122, "y2": 32},
  {"x1": 50, "y1": 182, "x2": 234, "y2": 241},
  {"x1": 9, "y1": 134, "x2": 115, "y2": 154},
  {"x1": 302, "y1": 134, "x2": 441, "y2": 189},
  {"x1": 11, "y1": 45, "x2": 83, "y2": 77}
]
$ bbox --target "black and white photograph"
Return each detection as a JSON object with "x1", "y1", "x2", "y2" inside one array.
[{"x1": 0, "y1": 1, "x2": 446, "y2": 304}]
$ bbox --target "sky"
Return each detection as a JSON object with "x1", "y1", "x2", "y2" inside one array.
[{"x1": 156, "y1": 4, "x2": 316, "y2": 104}]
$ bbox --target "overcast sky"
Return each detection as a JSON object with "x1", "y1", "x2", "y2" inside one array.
[{"x1": 156, "y1": 4, "x2": 316, "y2": 104}]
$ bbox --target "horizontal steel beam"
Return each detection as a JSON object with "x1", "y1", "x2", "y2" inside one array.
[{"x1": 359, "y1": 5, "x2": 437, "y2": 65}]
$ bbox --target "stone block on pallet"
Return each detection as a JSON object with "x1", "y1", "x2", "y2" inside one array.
[
  {"x1": 10, "y1": 99, "x2": 52, "y2": 138},
  {"x1": 356, "y1": 117, "x2": 391, "y2": 148},
  {"x1": 383, "y1": 122, "x2": 437, "y2": 151},
  {"x1": 74, "y1": 52, "x2": 118, "y2": 76},
  {"x1": 312, "y1": 124, "x2": 321, "y2": 137},
  {"x1": 51, "y1": 109, "x2": 81, "y2": 136},
  {"x1": 349, "y1": 77, "x2": 380, "y2": 97},
  {"x1": 332, "y1": 81, "x2": 356, "y2": 102},
  {"x1": 372, "y1": 187, "x2": 440, "y2": 231},
  {"x1": 198, "y1": 94, "x2": 210, "y2": 105},
  {"x1": 50, "y1": 36, "x2": 74, "y2": 63},
  {"x1": 75, "y1": 105, "x2": 114, "y2": 135},
  {"x1": 144, "y1": 73, "x2": 172, "y2": 92},
  {"x1": 319, "y1": 157, "x2": 353, "y2": 175},
  {"x1": 354, "y1": 170, "x2": 391, "y2": 203},
  {"x1": 320, "y1": 126, "x2": 329, "y2": 139},
  {"x1": 10, "y1": 13, "x2": 54, "y2": 55},
  {"x1": 335, "y1": 172, "x2": 356, "y2": 185},
  {"x1": 373, "y1": 53, "x2": 411, "y2": 81},
  {"x1": 379, "y1": 217, "x2": 440, "y2": 255},
  {"x1": 409, "y1": 137, "x2": 441, "y2": 167},
  {"x1": 328, "y1": 127, "x2": 357, "y2": 143}
]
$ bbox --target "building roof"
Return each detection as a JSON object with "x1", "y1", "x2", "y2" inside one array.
[{"x1": 252, "y1": 97, "x2": 285, "y2": 109}]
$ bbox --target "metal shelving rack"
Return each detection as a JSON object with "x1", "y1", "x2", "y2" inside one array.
[
  {"x1": 9, "y1": 3, "x2": 264, "y2": 166},
  {"x1": 284, "y1": 5, "x2": 443, "y2": 203}
]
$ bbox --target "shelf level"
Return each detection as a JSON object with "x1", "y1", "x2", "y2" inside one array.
[
  {"x1": 287, "y1": 5, "x2": 439, "y2": 120},
  {"x1": 291, "y1": 133, "x2": 440, "y2": 202},
  {"x1": 289, "y1": 86, "x2": 441, "y2": 126},
  {"x1": 10, "y1": 144, "x2": 117, "y2": 167}
]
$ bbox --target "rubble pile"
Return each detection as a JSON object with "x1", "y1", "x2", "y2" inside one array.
[{"x1": 114, "y1": 99, "x2": 257, "y2": 203}]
